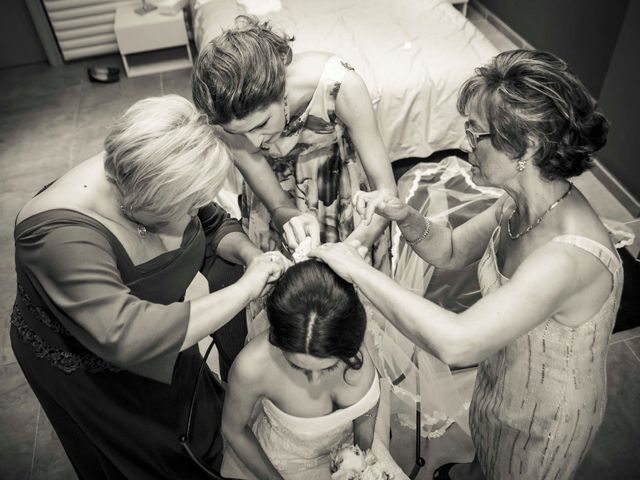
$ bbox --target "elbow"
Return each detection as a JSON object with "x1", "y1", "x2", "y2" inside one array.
[
  {"x1": 438, "y1": 346, "x2": 477, "y2": 369},
  {"x1": 428, "y1": 330, "x2": 479, "y2": 368}
]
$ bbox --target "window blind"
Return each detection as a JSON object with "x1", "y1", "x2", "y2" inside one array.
[{"x1": 42, "y1": 0, "x2": 125, "y2": 60}]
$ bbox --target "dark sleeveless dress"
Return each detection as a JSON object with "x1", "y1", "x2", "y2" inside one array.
[{"x1": 11, "y1": 203, "x2": 242, "y2": 479}]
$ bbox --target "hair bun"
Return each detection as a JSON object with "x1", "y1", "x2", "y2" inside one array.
[{"x1": 578, "y1": 109, "x2": 609, "y2": 154}]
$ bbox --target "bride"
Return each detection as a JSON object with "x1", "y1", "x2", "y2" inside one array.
[{"x1": 220, "y1": 259, "x2": 406, "y2": 480}]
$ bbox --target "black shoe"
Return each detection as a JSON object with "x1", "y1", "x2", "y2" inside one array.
[
  {"x1": 433, "y1": 462, "x2": 457, "y2": 480},
  {"x1": 87, "y1": 67, "x2": 120, "y2": 83}
]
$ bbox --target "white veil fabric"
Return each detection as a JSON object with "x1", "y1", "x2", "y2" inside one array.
[
  {"x1": 392, "y1": 156, "x2": 503, "y2": 313},
  {"x1": 366, "y1": 156, "x2": 503, "y2": 442},
  {"x1": 363, "y1": 299, "x2": 469, "y2": 439}
]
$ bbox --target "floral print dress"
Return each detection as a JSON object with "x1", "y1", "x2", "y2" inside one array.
[{"x1": 241, "y1": 55, "x2": 391, "y2": 273}]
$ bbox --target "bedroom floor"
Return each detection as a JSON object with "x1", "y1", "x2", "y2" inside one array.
[{"x1": 1, "y1": 6, "x2": 639, "y2": 479}]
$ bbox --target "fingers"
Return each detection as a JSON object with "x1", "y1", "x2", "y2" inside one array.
[
  {"x1": 363, "y1": 196, "x2": 384, "y2": 225},
  {"x1": 353, "y1": 190, "x2": 366, "y2": 218},
  {"x1": 346, "y1": 239, "x2": 369, "y2": 259},
  {"x1": 266, "y1": 251, "x2": 289, "y2": 278},
  {"x1": 283, "y1": 213, "x2": 320, "y2": 249},
  {"x1": 283, "y1": 222, "x2": 298, "y2": 249},
  {"x1": 308, "y1": 243, "x2": 330, "y2": 262},
  {"x1": 352, "y1": 190, "x2": 385, "y2": 225},
  {"x1": 306, "y1": 219, "x2": 320, "y2": 248}
]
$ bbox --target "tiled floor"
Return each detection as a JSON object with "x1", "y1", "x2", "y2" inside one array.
[{"x1": 1, "y1": 6, "x2": 639, "y2": 480}]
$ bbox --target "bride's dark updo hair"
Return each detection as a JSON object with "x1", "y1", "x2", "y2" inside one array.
[
  {"x1": 267, "y1": 260, "x2": 366, "y2": 372},
  {"x1": 457, "y1": 49, "x2": 609, "y2": 180}
]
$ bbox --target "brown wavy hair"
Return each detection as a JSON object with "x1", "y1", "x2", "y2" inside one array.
[
  {"x1": 192, "y1": 15, "x2": 293, "y2": 124},
  {"x1": 457, "y1": 49, "x2": 609, "y2": 180}
]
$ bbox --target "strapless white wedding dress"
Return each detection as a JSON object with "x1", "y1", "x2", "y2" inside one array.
[{"x1": 221, "y1": 376, "x2": 407, "y2": 479}]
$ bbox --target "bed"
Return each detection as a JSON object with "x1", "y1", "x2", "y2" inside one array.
[{"x1": 192, "y1": 0, "x2": 499, "y2": 161}]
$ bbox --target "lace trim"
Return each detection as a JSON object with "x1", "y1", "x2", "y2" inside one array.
[
  {"x1": 396, "y1": 413, "x2": 454, "y2": 439},
  {"x1": 17, "y1": 283, "x2": 72, "y2": 336},
  {"x1": 10, "y1": 302, "x2": 121, "y2": 375}
]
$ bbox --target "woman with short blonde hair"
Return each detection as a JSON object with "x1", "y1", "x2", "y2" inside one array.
[
  {"x1": 11, "y1": 95, "x2": 287, "y2": 479},
  {"x1": 104, "y1": 95, "x2": 230, "y2": 221}
]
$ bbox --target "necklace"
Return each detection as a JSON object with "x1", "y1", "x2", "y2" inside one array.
[
  {"x1": 136, "y1": 223, "x2": 148, "y2": 238},
  {"x1": 283, "y1": 92, "x2": 290, "y2": 128},
  {"x1": 507, "y1": 181, "x2": 573, "y2": 241},
  {"x1": 120, "y1": 204, "x2": 148, "y2": 238}
]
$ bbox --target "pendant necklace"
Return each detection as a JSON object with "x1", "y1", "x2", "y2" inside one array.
[
  {"x1": 507, "y1": 181, "x2": 573, "y2": 241},
  {"x1": 120, "y1": 205, "x2": 148, "y2": 238}
]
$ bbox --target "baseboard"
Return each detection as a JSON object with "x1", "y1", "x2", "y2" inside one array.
[
  {"x1": 591, "y1": 158, "x2": 640, "y2": 217},
  {"x1": 470, "y1": 0, "x2": 534, "y2": 49}
]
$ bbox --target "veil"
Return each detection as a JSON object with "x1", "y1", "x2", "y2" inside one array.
[{"x1": 362, "y1": 156, "x2": 502, "y2": 442}]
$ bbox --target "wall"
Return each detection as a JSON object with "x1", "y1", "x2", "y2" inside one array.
[
  {"x1": 595, "y1": 0, "x2": 640, "y2": 210},
  {"x1": 0, "y1": 0, "x2": 47, "y2": 68},
  {"x1": 478, "y1": 0, "x2": 628, "y2": 98}
]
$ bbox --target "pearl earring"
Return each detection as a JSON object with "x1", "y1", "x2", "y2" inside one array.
[{"x1": 516, "y1": 159, "x2": 526, "y2": 172}]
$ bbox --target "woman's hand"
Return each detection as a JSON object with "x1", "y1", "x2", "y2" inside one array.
[
  {"x1": 282, "y1": 212, "x2": 321, "y2": 250},
  {"x1": 242, "y1": 251, "x2": 290, "y2": 299},
  {"x1": 309, "y1": 241, "x2": 369, "y2": 283},
  {"x1": 353, "y1": 189, "x2": 409, "y2": 225}
]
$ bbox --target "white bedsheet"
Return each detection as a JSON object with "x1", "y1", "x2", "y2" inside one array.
[{"x1": 193, "y1": 0, "x2": 498, "y2": 161}]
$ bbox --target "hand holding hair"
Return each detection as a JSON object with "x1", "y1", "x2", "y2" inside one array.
[
  {"x1": 309, "y1": 241, "x2": 370, "y2": 284},
  {"x1": 243, "y1": 251, "x2": 290, "y2": 299},
  {"x1": 283, "y1": 212, "x2": 321, "y2": 249}
]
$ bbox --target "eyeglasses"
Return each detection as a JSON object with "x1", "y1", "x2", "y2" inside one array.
[{"x1": 464, "y1": 121, "x2": 492, "y2": 150}]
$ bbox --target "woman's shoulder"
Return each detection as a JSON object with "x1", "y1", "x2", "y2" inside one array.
[
  {"x1": 231, "y1": 331, "x2": 274, "y2": 386},
  {"x1": 287, "y1": 52, "x2": 342, "y2": 106},
  {"x1": 337, "y1": 348, "x2": 377, "y2": 407},
  {"x1": 554, "y1": 187, "x2": 616, "y2": 253},
  {"x1": 16, "y1": 154, "x2": 106, "y2": 226}
]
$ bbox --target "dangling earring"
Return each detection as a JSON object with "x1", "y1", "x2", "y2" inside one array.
[{"x1": 516, "y1": 159, "x2": 526, "y2": 172}]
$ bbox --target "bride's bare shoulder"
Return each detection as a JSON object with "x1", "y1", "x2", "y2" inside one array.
[
  {"x1": 339, "y1": 348, "x2": 377, "y2": 404},
  {"x1": 229, "y1": 332, "x2": 274, "y2": 386}
]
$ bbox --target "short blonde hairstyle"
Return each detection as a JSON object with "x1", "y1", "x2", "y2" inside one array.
[{"x1": 104, "y1": 95, "x2": 230, "y2": 221}]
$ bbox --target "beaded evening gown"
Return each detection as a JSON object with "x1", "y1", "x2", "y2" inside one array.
[{"x1": 469, "y1": 228, "x2": 623, "y2": 479}]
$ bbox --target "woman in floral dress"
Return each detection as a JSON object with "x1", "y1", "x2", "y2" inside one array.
[{"x1": 192, "y1": 15, "x2": 396, "y2": 274}]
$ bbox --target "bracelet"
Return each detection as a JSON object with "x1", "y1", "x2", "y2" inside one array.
[{"x1": 404, "y1": 217, "x2": 432, "y2": 246}]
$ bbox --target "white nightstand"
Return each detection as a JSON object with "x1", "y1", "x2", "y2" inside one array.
[{"x1": 114, "y1": 3, "x2": 193, "y2": 77}]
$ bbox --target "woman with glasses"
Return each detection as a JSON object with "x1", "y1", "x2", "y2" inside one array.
[
  {"x1": 311, "y1": 50, "x2": 621, "y2": 479},
  {"x1": 220, "y1": 260, "x2": 407, "y2": 480},
  {"x1": 10, "y1": 95, "x2": 287, "y2": 479}
]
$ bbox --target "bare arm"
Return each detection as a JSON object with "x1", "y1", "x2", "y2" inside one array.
[
  {"x1": 222, "y1": 346, "x2": 285, "y2": 480},
  {"x1": 355, "y1": 190, "x2": 508, "y2": 269},
  {"x1": 353, "y1": 403, "x2": 378, "y2": 451},
  {"x1": 229, "y1": 135, "x2": 321, "y2": 248},
  {"x1": 335, "y1": 70, "x2": 396, "y2": 248},
  {"x1": 216, "y1": 231, "x2": 263, "y2": 266},
  {"x1": 311, "y1": 240, "x2": 585, "y2": 367},
  {"x1": 182, "y1": 252, "x2": 287, "y2": 351},
  {"x1": 229, "y1": 136, "x2": 297, "y2": 222}
]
